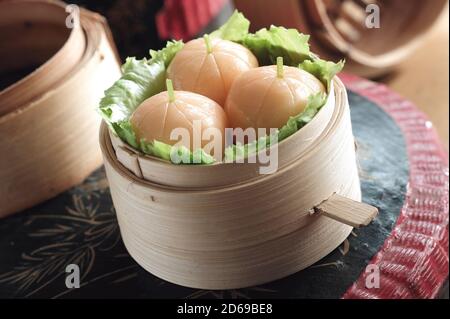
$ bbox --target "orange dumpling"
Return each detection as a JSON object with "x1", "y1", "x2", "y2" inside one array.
[
  {"x1": 130, "y1": 87, "x2": 228, "y2": 156},
  {"x1": 167, "y1": 37, "x2": 258, "y2": 106},
  {"x1": 225, "y1": 64, "x2": 325, "y2": 133}
]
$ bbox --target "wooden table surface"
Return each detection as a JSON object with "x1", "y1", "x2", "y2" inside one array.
[{"x1": 379, "y1": 6, "x2": 449, "y2": 151}]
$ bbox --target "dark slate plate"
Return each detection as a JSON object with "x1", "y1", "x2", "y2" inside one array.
[{"x1": 0, "y1": 90, "x2": 409, "y2": 299}]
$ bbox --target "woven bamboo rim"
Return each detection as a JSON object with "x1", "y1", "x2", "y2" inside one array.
[
  {"x1": 100, "y1": 77, "x2": 361, "y2": 289},
  {"x1": 0, "y1": 0, "x2": 86, "y2": 116},
  {"x1": 0, "y1": 0, "x2": 121, "y2": 218}
]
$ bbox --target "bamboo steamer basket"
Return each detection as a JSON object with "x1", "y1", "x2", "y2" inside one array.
[
  {"x1": 100, "y1": 78, "x2": 378, "y2": 289},
  {"x1": 234, "y1": 0, "x2": 448, "y2": 77},
  {"x1": 0, "y1": 0, "x2": 121, "y2": 218}
]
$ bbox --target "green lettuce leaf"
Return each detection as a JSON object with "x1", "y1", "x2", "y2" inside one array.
[
  {"x1": 210, "y1": 10, "x2": 250, "y2": 42},
  {"x1": 140, "y1": 139, "x2": 172, "y2": 161},
  {"x1": 243, "y1": 26, "x2": 311, "y2": 66},
  {"x1": 112, "y1": 120, "x2": 139, "y2": 148},
  {"x1": 99, "y1": 57, "x2": 165, "y2": 124},
  {"x1": 98, "y1": 57, "x2": 165, "y2": 149},
  {"x1": 99, "y1": 42, "x2": 216, "y2": 165},
  {"x1": 224, "y1": 134, "x2": 276, "y2": 162},
  {"x1": 149, "y1": 40, "x2": 184, "y2": 67},
  {"x1": 299, "y1": 58, "x2": 345, "y2": 90},
  {"x1": 140, "y1": 139, "x2": 214, "y2": 165}
]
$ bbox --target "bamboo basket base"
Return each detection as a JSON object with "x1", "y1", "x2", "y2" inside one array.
[
  {"x1": 102, "y1": 133, "x2": 360, "y2": 289},
  {"x1": 119, "y1": 209, "x2": 353, "y2": 290}
]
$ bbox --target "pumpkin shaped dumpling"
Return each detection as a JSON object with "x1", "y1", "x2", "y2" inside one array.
[
  {"x1": 130, "y1": 80, "x2": 228, "y2": 158},
  {"x1": 225, "y1": 57, "x2": 325, "y2": 134},
  {"x1": 167, "y1": 36, "x2": 258, "y2": 106}
]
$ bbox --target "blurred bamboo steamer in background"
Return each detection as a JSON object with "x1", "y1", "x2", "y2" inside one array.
[
  {"x1": 100, "y1": 78, "x2": 378, "y2": 289},
  {"x1": 0, "y1": 0, "x2": 121, "y2": 218},
  {"x1": 234, "y1": 0, "x2": 448, "y2": 77}
]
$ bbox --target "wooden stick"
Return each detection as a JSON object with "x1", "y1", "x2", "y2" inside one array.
[{"x1": 315, "y1": 193, "x2": 378, "y2": 228}]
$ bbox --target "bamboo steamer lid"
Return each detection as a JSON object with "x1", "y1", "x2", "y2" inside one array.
[
  {"x1": 0, "y1": 0, "x2": 121, "y2": 218},
  {"x1": 100, "y1": 78, "x2": 377, "y2": 289},
  {"x1": 234, "y1": 0, "x2": 448, "y2": 77}
]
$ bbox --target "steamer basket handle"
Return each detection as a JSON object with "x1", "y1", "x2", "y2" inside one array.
[{"x1": 314, "y1": 194, "x2": 378, "y2": 228}]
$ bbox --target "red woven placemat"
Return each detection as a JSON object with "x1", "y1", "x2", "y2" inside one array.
[{"x1": 341, "y1": 73, "x2": 449, "y2": 299}]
